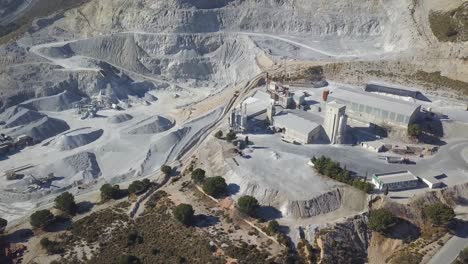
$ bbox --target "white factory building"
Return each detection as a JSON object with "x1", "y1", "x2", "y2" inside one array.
[
  {"x1": 329, "y1": 88, "x2": 421, "y2": 128},
  {"x1": 372, "y1": 171, "x2": 419, "y2": 191},
  {"x1": 273, "y1": 112, "x2": 323, "y2": 144}
]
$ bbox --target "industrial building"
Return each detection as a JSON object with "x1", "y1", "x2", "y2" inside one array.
[
  {"x1": 420, "y1": 175, "x2": 444, "y2": 189},
  {"x1": 323, "y1": 102, "x2": 347, "y2": 144},
  {"x1": 372, "y1": 171, "x2": 419, "y2": 191},
  {"x1": 361, "y1": 141, "x2": 386, "y2": 153},
  {"x1": 273, "y1": 112, "x2": 323, "y2": 144},
  {"x1": 267, "y1": 81, "x2": 306, "y2": 109},
  {"x1": 328, "y1": 88, "x2": 421, "y2": 128},
  {"x1": 365, "y1": 82, "x2": 423, "y2": 100}
]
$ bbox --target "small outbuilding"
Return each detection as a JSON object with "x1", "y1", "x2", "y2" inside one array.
[
  {"x1": 361, "y1": 141, "x2": 386, "y2": 153},
  {"x1": 420, "y1": 175, "x2": 444, "y2": 189}
]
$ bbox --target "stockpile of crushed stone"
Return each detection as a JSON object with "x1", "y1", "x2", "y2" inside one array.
[
  {"x1": 3, "y1": 107, "x2": 45, "y2": 128},
  {"x1": 53, "y1": 128, "x2": 104, "y2": 151},
  {"x1": 144, "y1": 93, "x2": 158, "y2": 102},
  {"x1": 140, "y1": 127, "x2": 191, "y2": 173},
  {"x1": 108, "y1": 113, "x2": 133, "y2": 124},
  {"x1": 20, "y1": 90, "x2": 82, "y2": 112},
  {"x1": 126, "y1": 115, "x2": 174, "y2": 135},
  {"x1": 5, "y1": 116, "x2": 70, "y2": 142},
  {"x1": 62, "y1": 152, "x2": 101, "y2": 181}
]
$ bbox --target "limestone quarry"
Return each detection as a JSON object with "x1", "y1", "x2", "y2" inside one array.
[{"x1": 0, "y1": 0, "x2": 467, "y2": 263}]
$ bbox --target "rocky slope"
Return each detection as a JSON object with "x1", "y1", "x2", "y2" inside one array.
[{"x1": 2, "y1": 0, "x2": 465, "y2": 110}]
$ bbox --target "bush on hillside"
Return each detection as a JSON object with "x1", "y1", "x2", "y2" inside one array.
[
  {"x1": 173, "y1": 204, "x2": 194, "y2": 226},
  {"x1": 202, "y1": 176, "x2": 228, "y2": 198},
  {"x1": 423, "y1": 202, "x2": 455, "y2": 226},
  {"x1": 100, "y1": 184, "x2": 126, "y2": 201},
  {"x1": 214, "y1": 130, "x2": 223, "y2": 139},
  {"x1": 161, "y1": 165, "x2": 172, "y2": 175},
  {"x1": 368, "y1": 208, "x2": 395, "y2": 232},
  {"x1": 30, "y1": 210, "x2": 54, "y2": 230},
  {"x1": 237, "y1": 196, "x2": 259, "y2": 217},
  {"x1": 40, "y1": 238, "x2": 64, "y2": 255},
  {"x1": 54, "y1": 192, "x2": 77, "y2": 215},
  {"x1": 128, "y1": 179, "x2": 151, "y2": 195},
  {"x1": 266, "y1": 220, "x2": 280, "y2": 236},
  {"x1": 191, "y1": 168, "x2": 206, "y2": 184}
]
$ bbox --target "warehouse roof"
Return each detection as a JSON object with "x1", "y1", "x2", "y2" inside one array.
[
  {"x1": 242, "y1": 91, "x2": 271, "y2": 118},
  {"x1": 273, "y1": 112, "x2": 321, "y2": 134},
  {"x1": 329, "y1": 88, "x2": 421, "y2": 117},
  {"x1": 373, "y1": 171, "x2": 418, "y2": 184}
]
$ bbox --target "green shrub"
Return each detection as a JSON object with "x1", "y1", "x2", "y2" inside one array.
[
  {"x1": 54, "y1": 192, "x2": 77, "y2": 215},
  {"x1": 173, "y1": 204, "x2": 195, "y2": 226},
  {"x1": 202, "y1": 176, "x2": 228, "y2": 198},
  {"x1": 237, "y1": 196, "x2": 259, "y2": 217},
  {"x1": 128, "y1": 179, "x2": 151, "y2": 195},
  {"x1": 408, "y1": 124, "x2": 422, "y2": 138},
  {"x1": 311, "y1": 156, "x2": 373, "y2": 193},
  {"x1": 423, "y1": 203, "x2": 455, "y2": 226},
  {"x1": 119, "y1": 254, "x2": 141, "y2": 264},
  {"x1": 191, "y1": 168, "x2": 206, "y2": 184},
  {"x1": 214, "y1": 130, "x2": 223, "y2": 139},
  {"x1": 100, "y1": 184, "x2": 125, "y2": 201},
  {"x1": 368, "y1": 208, "x2": 395, "y2": 232},
  {"x1": 127, "y1": 230, "x2": 144, "y2": 246},
  {"x1": 40, "y1": 238, "x2": 64, "y2": 255},
  {"x1": 266, "y1": 220, "x2": 280, "y2": 235},
  {"x1": 30, "y1": 209, "x2": 54, "y2": 230},
  {"x1": 226, "y1": 130, "x2": 236, "y2": 142},
  {"x1": 161, "y1": 165, "x2": 172, "y2": 175}
]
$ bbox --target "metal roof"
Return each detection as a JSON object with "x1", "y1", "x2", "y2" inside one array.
[
  {"x1": 273, "y1": 112, "x2": 321, "y2": 135},
  {"x1": 329, "y1": 88, "x2": 421, "y2": 117},
  {"x1": 373, "y1": 171, "x2": 418, "y2": 184}
]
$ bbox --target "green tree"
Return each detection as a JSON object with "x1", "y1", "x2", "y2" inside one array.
[
  {"x1": 54, "y1": 192, "x2": 77, "y2": 215},
  {"x1": 384, "y1": 186, "x2": 389, "y2": 196},
  {"x1": 30, "y1": 209, "x2": 54, "y2": 230},
  {"x1": 407, "y1": 124, "x2": 422, "y2": 138},
  {"x1": 100, "y1": 183, "x2": 117, "y2": 201},
  {"x1": 368, "y1": 208, "x2": 395, "y2": 232},
  {"x1": 191, "y1": 168, "x2": 206, "y2": 184},
  {"x1": 423, "y1": 203, "x2": 455, "y2": 226},
  {"x1": 226, "y1": 130, "x2": 236, "y2": 142},
  {"x1": 202, "y1": 176, "x2": 228, "y2": 198},
  {"x1": 237, "y1": 196, "x2": 259, "y2": 217},
  {"x1": 173, "y1": 204, "x2": 195, "y2": 226},
  {"x1": 161, "y1": 165, "x2": 172, "y2": 175},
  {"x1": 266, "y1": 220, "x2": 280, "y2": 235},
  {"x1": 0, "y1": 217, "x2": 7, "y2": 233},
  {"x1": 214, "y1": 130, "x2": 223, "y2": 139},
  {"x1": 128, "y1": 180, "x2": 151, "y2": 195}
]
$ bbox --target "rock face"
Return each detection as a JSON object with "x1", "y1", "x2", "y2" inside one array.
[
  {"x1": 317, "y1": 215, "x2": 371, "y2": 264},
  {"x1": 285, "y1": 189, "x2": 343, "y2": 218}
]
